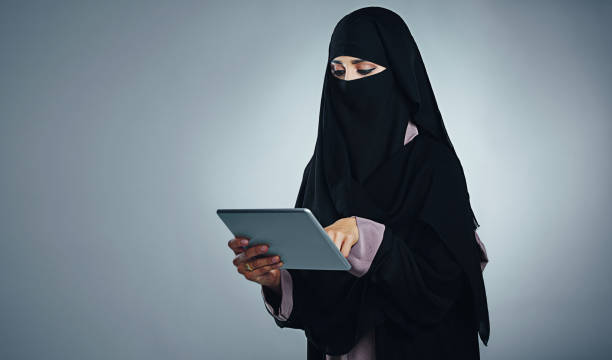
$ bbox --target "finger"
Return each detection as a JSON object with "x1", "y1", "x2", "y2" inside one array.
[
  {"x1": 233, "y1": 244, "x2": 269, "y2": 267},
  {"x1": 228, "y1": 236, "x2": 248, "y2": 250},
  {"x1": 233, "y1": 252, "x2": 251, "y2": 267},
  {"x1": 245, "y1": 261, "x2": 284, "y2": 281},
  {"x1": 334, "y1": 233, "x2": 348, "y2": 256},
  {"x1": 332, "y1": 232, "x2": 345, "y2": 252},
  {"x1": 244, "y1": 244, "x2": 270, "y2": 260},
  {"x1": 340, "y1": 238, "x2": 352, "y2": 258},
  {"x1": 326, "y1": 230, "x2": 339, "y2": 249},
  {"x1": 237, "y1": 255, "x2": 279, "y2": 273},
  {"x1": 252, "y1": 255, "x2": 281, "y2": 270},
  {"x1": 228, "y1": 237, "x2": 249, "y2": 253},
  {"x1": 236, "y1": 258, "x2": 264, "y2": 275},
  {"x1": 231, "y1": 246, "x2": 246, "y2": 256},
  {"x1": 249, "y1": 262, "x2": 283, "y2": 280}
]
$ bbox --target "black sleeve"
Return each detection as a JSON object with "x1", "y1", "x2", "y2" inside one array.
[
  {"x1": 261, "y1": 285, "x2": 281, "y2": 309},
  {"x1": 367, "y1": 219, "x2": 467, "y2": 336},
  {"x1": 260, "y1": 276, "x2": 310, "y2": 331},
  {"x1": 266, "y1": 218, "x2": 467, "y2": 349},
  {"x1": 263, "y1": 269, "x2": 312, "y2": 331}
]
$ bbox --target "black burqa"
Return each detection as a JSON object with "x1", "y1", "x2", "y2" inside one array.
[{"x1": 266, "y1": 6, "x2": 490, "y2": 359}]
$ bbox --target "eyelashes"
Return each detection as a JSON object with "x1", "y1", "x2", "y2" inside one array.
[
  {"x1": 331, "y1": 68, "x2": 375, "y2": 77},
  {"x1": 357, "y1": 69, "x2": 375, "y2": 75}
]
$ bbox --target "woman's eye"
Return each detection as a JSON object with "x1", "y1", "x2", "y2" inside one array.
[
  {"x1": 357, "y1": 68, "x2": 375, "y2": 75},
  {"x1": 330, "y1": 67, "x2": 375, "y2": 77}
]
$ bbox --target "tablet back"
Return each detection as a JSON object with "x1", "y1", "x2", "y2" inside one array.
[{"x1": 217, "y1": 208, "x2": 351, "y2": 271}]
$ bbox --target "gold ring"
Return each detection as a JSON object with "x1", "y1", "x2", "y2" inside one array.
[{"x1": 245, "y1": 262, "x2": 253, "y2": 272}]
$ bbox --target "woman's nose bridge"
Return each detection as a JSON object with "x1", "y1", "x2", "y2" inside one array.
[{"x1": 345, "y1": 63, "x2": 358, "y2": 81}]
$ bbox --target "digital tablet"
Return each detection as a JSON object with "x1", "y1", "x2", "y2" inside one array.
[{"x1": 217, "y1": 208, "x2": 351, "y2": 271}]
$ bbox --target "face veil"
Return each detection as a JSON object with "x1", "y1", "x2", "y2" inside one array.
[
  {"x1": 287, "y1": 6, "x2": 490, "y2": 355},
  {"x1": 324, "y1": 10, "x2": 409, "y2": 185},
  {"x1": 327, "y1": 67, "x2": 409, "y2": 184}
]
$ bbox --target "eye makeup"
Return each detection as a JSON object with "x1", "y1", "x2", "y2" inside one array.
[
  {"x1": 332, "y1": 68, "x2": 346, "y2": 76},
  {"x1": 357, "y1": 68, "x2": 375, "y2": 75},
  {"x1": 330, "y1": 64, "x2": 376, "y2": 77}
]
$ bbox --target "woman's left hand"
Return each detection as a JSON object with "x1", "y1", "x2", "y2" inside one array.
[{"x1": 324, "y1": 216, "x2": 359, "y2": 258}]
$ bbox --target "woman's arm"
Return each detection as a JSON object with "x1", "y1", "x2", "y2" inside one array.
[
  {"x1": 352, "y1": 216, "x2": 474, "y2": 337},
  {"x1": 260, "y1": 216, "x2": 384, "y2": 328},
  {"x1": 261, "y1": 269, "x2": 293, "y2": 321},
  {"x1": 261, "y1": 216, "x2": 469, "y2": 352},
  {"x1": 367, "y1": 219, "x2": 466, "y2": 335},
  {"x1": 260, "y1": 267, "x2": 314, "y2": 330},
  {"x1": 347, "y1": 216, "x2": 385, "y2": 278},
  {"x1": 352, "y1": 217, "x2": 487, "y2": 275}
]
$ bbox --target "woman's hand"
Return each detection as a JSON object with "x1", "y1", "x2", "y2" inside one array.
[
  {"x1": 228, "y1": 237, "x2": 284, "y2": 294},
  {"x1": 324, "y1": 216, "x2": 359, "y2": 258}
]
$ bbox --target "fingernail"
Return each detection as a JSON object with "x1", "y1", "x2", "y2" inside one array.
[
  {"x1": 273, "y1": 256, "x2": 280, "y2": 261},
  {"x1": 240, "y1": 239, "x2": 248, "y2": 245},
  {"x1": 259, "y1": 245, "x2": 267, "y2": 251}
]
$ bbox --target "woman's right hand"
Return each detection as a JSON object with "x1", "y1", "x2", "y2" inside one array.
[{"x1": 228, "y1": 236, "x2": 284, "y2": 294}]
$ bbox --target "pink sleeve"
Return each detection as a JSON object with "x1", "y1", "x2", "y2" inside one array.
[
  {"x1": 261, "y1": 268, "x2": 294, "y2": 321},
  {"x1": 348, "y1": 216, "x2": 385, "y2": 278},
  {"x1": 404, "y1": 120, "x2": 419, "y2": 144}
]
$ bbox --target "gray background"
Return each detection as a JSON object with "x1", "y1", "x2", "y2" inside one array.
[{"x1": 1, "y1": 0, "x2": 611, "y2": 359}]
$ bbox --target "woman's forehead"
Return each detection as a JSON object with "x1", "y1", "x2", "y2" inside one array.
[{"x1": 331, "y1": 56, "x2": 383, "y2": 66}]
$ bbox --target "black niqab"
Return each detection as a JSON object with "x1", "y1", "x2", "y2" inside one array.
[{"x1": 273, "y1": 6, "x2": 490, "y2": 358}]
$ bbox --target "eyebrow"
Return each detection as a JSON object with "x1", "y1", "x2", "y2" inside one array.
[{"x1": 331, "y1": 59, "x2": 367, "y2": 65}]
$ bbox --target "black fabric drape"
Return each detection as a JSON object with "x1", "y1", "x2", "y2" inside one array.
[{"x1": 268, "y1": 6, "x2": 490, "y2": 359}]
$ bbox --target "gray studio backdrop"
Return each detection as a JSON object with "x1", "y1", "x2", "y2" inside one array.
[{"x1": 1, "y1": 1, "x2": 611, "y2": 359}]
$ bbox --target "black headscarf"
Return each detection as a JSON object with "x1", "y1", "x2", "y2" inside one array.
[{"x1": 285, "y1": 6, "x2": 490, "y2": 355}]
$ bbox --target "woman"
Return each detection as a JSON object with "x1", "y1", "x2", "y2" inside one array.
[{"x1": 227, "y1": 6, "x2": 490, "y2": 359}]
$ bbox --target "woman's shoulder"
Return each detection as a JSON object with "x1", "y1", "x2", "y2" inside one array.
[
  {"x1": 416, "y1": 133, "x2": 460, "y2": 170},
  {"x1": 416, "y1": 134, "x2": 468, "y2": 190}
]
